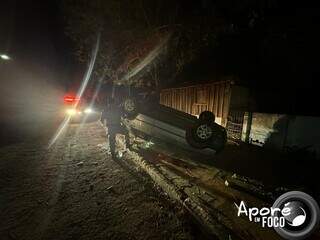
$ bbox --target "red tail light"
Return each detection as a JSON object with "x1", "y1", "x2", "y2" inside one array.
[{"x1": 64, "y1": 95, "x2": 80, "y2": 104}]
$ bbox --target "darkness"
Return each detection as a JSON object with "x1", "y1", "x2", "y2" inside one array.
[
  {"x1": 0, "y1": 0, "x2": 78, "y2": 145},
  {"x1": 1, "y1": 0, "x2": 77, "y2": 86},
  {"x1": 1, "y1": 1, "x2": 319, "y2": 116},
  {"x1": 175, "y1": 2, "x2": 320, "y2": 116},
  {"x1": 0, "y1": 1, "x2": 320, "y2": 240}
]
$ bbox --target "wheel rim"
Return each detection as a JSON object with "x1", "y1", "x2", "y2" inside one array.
[
  {"x1": 196, "y1": 124, "x2": 213, "y2": 140},
  {"x1": 124, "y1": 99, "x2": 135, "y2": 112}
]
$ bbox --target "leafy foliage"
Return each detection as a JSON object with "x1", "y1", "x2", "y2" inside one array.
[
  {"x1": 62, "y1": 0, "x2": 234, "y2": 88},
  {"x1": 63, "y1": 0, "x2": 299, "y2": 89}
]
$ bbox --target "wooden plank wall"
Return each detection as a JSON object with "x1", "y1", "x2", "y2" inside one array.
[{"x1": 160, "y1": 81, "x2": 232, "y2": 125}]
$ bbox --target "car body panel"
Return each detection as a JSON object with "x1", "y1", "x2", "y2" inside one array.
[{"x1": 127, "y1": 104, "x2": 226, "y2": 153}]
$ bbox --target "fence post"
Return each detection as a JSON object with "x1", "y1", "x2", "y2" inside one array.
[{"x1": 245, "y1": 112, "x2": 253, "y2": 143}]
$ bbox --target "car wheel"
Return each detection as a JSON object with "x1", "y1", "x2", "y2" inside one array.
[
  {"x1": 186, "y1": 122, "x2": 214, "y2": 149},
  {"x1": 186, "y1": 121, "x2": 227, "y2": 151},
  {"x1": 123, "y1": 98, "x2": 138, "y2": 119},
  {"x1": 199, "y1": 111, "x2": 215, "y2": 122},
  {"x1": 195, "y1": 123, "x2": 213, "y2": 141}
]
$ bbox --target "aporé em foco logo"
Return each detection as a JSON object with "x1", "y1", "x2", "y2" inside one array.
[{"x1": 235, "y1": 191, "x2": 320, "y2": 240}]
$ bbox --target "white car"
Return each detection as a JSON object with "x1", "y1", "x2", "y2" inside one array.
[{"x1": 122, "y1": 98, "x2": 227, "y2": 153}]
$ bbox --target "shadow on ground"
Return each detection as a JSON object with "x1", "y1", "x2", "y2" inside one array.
[{"x1": 212, "y1": 141, "x2": 319, "y2": 197}]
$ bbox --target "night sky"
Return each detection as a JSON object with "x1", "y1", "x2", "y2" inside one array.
[
  {"x1": 1, "y1": 0, "x2": 77, "y2": 87},
  {"x1": 0, "y1": 1, "x2": 319, "y2": 116}
]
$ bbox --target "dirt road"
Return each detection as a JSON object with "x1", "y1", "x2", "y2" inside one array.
[{"x1": 0, "y1": 121, "x2": 204, "y2": 240}]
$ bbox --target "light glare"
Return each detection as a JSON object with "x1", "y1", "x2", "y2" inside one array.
[
  {"x1": 66, "y1": 108, "x2": 77, "y2": 115},
  {"x1": 84, "y1": 108, "x2": 93, "y2": 114},
  {"x1": 0, "y1": 54, "x2": 10, "y2": 60}
]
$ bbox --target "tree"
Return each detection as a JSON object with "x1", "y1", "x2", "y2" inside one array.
[
  {"x1": 62, "y1": 0, "x2": 286, "y2": 90},
  {"x1": 62, "y1": 0, "x2": 232, "y2": 89}
]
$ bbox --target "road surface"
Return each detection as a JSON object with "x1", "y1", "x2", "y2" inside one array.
[{"x1": 0, "y1": 120, "x2": 206, "y2": 240}]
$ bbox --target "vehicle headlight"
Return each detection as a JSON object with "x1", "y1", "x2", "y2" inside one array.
[
  {"x1": 84, "y1": 108, "x2": 93, "y2": 114},
  {"x1": 66, "y1": 108, "x2": 77, "y2": 115}
]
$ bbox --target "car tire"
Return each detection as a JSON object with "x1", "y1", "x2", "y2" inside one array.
[
  {"x1": 186, "y1": 122, "x2": 214, "y2": 149},
  {"x1": 186, "y1": 121, "x2": 227, "y2": 151},
  {"x1": 123, "y1": 98, "x2": 138, "y2": 119},
  {"x1": 199, "y1": 111, "x2": 215, "y2": 122}
]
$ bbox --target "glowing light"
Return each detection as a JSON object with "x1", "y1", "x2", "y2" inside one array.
[
  {"x1": 0, "y1": 54, "x2": 10, "y2": 60},
  {"x1": 64, "y1": 95, "x2": 80, "y2": 103},
  {"x1": 48, "y1": 116, "x2": 71, "y2": 148},
  {"x1": 84, "y1": 108, "x2": 93, "y2": 114},
  {"x1": 66, "y1": 108, "x2": 77, "y2": 115},
  {"x1": 48, "y1": 33, "x2": 100, "y2": 149},
  {"x1": 75, "y1": 32, "x2": 100, "y2": 107},
  {"x1": 117, "y1": 34, "x2": 171, "y2": 85}
]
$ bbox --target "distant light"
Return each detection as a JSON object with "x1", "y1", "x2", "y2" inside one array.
[
  {"x1": 84, "y1": 108, "x2": 93, "y2": 114},
  {"x1": 64, "y1": 95, "x2": 80, "y2": 104},
  {"x1": 0, "y1": 54, "x2": 10, "y2": 60},
  {"x1": 66, "y1": 108, "x2": 77, "y2": 115}
]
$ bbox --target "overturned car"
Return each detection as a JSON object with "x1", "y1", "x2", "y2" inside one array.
[{"x1": 121, "y1": 98, "x2": 227, "y2": 153}]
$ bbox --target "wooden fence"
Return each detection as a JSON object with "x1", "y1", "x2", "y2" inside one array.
[{"x1": 160, "y1": 81, "x2": 232, "y2": 125}]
